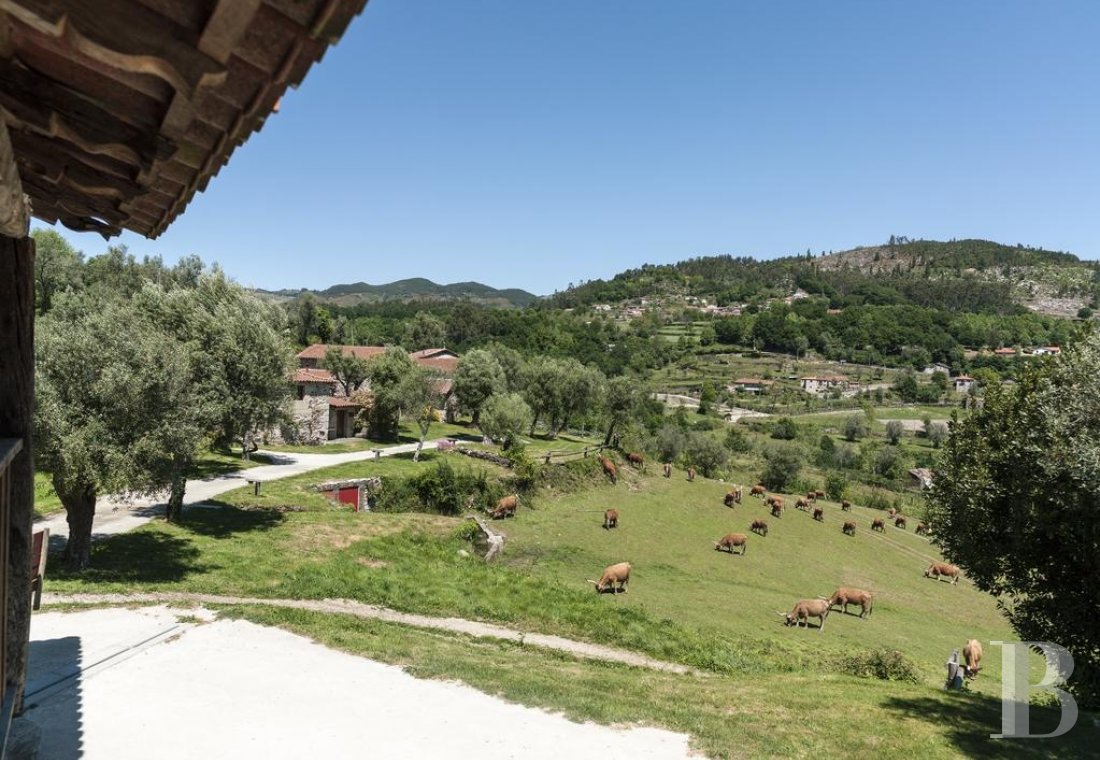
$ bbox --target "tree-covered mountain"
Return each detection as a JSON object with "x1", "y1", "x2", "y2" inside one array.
[{"x1": 262, "y1": 278, "x2": 538, "y2": 308}]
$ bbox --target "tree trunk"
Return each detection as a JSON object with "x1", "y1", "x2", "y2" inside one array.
[
  {"x1": 0, "y1": 233, "x2": 35, "y2": 714},
  {"x1": 603, "y1": 421, "x2": 616, "y2": 446},
  {"x1": 528, "y1": 410, "x2": 540, "y2": 437},
  {"x1": 59, "y1": 480, "x2": 97, "y2": 573},
  {"x1": 165, "y1": 461, "x2": 187, "y2": 523}
]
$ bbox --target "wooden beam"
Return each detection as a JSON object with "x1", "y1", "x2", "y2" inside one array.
[
  {"x1": 0, "y1": 233, "x2": 35, "y2": 715},
  {"x1": 199, "y1": 0, "x2": 262, "y2": 64},
  {"x1": 0, "y1": 113, "x2": 28, "y2": 238}
]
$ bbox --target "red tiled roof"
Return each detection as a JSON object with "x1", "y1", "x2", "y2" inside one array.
[
  {"x1": 293, "y1": 368, "x2": 336, "y2": 384},
  {"x1": 297, "y1": 344, "x2": 389, "y2": 361},
  {"x1": 298, "y1": 344, "x2": 459, "y2": 375},
  {"x1": 416, "y1": 356, "x2": 459, "y2": 374},
  {"x1": 994, "y1": 348, "x2": 1017, "y2": 355},
  {"x1": 409, "y1": 348, "x2": 458, "y2": 360},
  {"x1": 328, "y1": 397, "x2": 363, "y2": 409}
]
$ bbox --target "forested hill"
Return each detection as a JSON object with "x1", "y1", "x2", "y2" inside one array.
[
  {"x1": 262, "y1": 278, "x2": 538, "y2": 308},
  {"x1": 549, "y1": 239, "x2": 1098, "y2": 318}
]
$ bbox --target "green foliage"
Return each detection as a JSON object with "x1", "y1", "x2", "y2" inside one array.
[
  {"x1": 872, "y1": 445, "x2": 906, "y2": 480},
  {"x1": 404, "y1": 311, "x2": 447, "y2": 350},
  {"x1": 723, "y1": 426, "x2": 752, "y2": 453},
  {"x1": 770, "y1": 417, "x2": 798, "y2": 440},
  {"x1": 453, "y1": 349, "x2": 506, "y2": 424},
  {"x1": 843, "y1": 414, "x2": 867, "y2": 442},
  {"x1": 834, "y1": 649, "x2": 919, "y2": 683},
  {"x1": 363, "y1": 348, "x2": 418, "y2": 440},
  {"x1": 322, "y1": 347, "x2": 370, "y2": 396},
  {"x1": 478, "y1": 393, "x2": 533, "y2": 450},
  {"x1": 884, "y1": 420, "x2": 905, "y2": 445},
  {"x1": 377, "y1": 459, "x2": 496, "y2": 515},
  {"x1": 825, "y1": 472, "x2": 848, "y2": 501},
  {"x1": 928, "y1": 334, "x2": 1100, "y2": 707},
  {"x1": 654, "y1": 424, "x2": 687, "y2": 463},
  {"x1": 682, "y1": 432, "x2": 729, "y2": 477},
  {"x1": 760, "y1": 444, "x2": 802, "y2": 491},
  {"x1": 32, "y1": 228, "x2": 83, "y2": 315},
  {"x1": 698, "y1": 380, "x2": 717, "y2": 414}
]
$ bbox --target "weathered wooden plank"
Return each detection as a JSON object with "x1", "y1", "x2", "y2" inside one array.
[
  {"x1": 0, "y1": 115, "x2": 29, "y2": 238},
  {"x1": 199, "y1": 0, "x2": 262, "y2": 64}
]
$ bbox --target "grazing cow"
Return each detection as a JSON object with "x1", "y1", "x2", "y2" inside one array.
[
  {"x1": 796, "y1": 498, "x2": 810, "y2": 511},
  {"x1": 490, "y1": 494, "x2": 518, "y2": 519},
  {"x1": 714, "y1": 533, "x2": 748, "y2": 555},
  {"x1": 627, "y1": 452, "x2": 645, "y2": 470},
  {"x1": 663, "y1": 462, "x2": 672, "y2": 478},
  {"x1": 842, "y1": 521, "x2": 856, "y2": 536},
  {"x1": 841, "y1": 500, "x2": 852, "y2": 511},
  {"x1": 888, "y1": 507, "x2": 898, "y2": 518},
  {"x1": 767, "y1": 495, "x2": 784, "y2": 508},
  {"x1": 806, "y1": 491, "x2": 817, "y2": 503},
  {"x1": 812, "y1": 506, "x2": 824, "y2": 521},
  {"x1": 963, "y1": 639, "x2": 983, "y2": 677},
  {"x1": 750, "y1": 519, "x2": 769, "y2": 537},
  {"x1": 894, "y1": 516, "x2": 907, "y2": 530},
  {"x1": 771, "y1": 501, "x2": 783, "y2": 518},
  {"x1": 750, "y1": 485, "x2": 767, "y2": 498},
  {"x1": 815, "y1": 490, "x2": 826, "y2": 499},
  {"x1": 827, "y1": 587, "x2": 873, "y2": 618},
  {"x1": 724, "y1": 489, "x2": 742, "y2": 507},
  {"x1": 588, "y1": 561, "x2": 631, "y2": 594},
  {"x1": 778, "y1": 599, "x2": 830, "y2": 631},
  {"x1": 871, "y1": 518, "x2": 886, "y2": 532},
  {"x1": 915, "y1": 521, "x2": 930, "y2": 536},
  {"x1": 687, "y1": 466, "x2": 697, "y2": 482},
  {"x1": 924, "y1": 562, "x2": 961, "y2": 585},
  {"x1": 599, "y1": 456, "x2": 618, "y2": 484},
  {"x1": 603, "y1": 509, "x2": 619, "y2": 530}
]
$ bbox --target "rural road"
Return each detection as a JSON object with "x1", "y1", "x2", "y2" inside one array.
[{"x1": 36, "y1": 439, "x2": 445, "y2": 540}]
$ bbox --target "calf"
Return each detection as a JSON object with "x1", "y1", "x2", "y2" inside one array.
[
  {"x1": 778, "y1": 599, "x2": 830, "y2": 631},
  {"x1": 750, "y1": 519, "x2": 769, "y2": 537},
  {"x1": 827, "y1": 587, "x2": 873, "y2": 618},
  {"x1": 894, "y1": 516, "x2": 907, "y2": 529},
  {"x1": 812, "y1": 506, "x2": 824, "y2": 521},
  {"x1": 490, "y1": 494, "x2": 518, "y2": 519},
  {"x1": 724, "y1": 487, "x2": 743, "y2": 507},
  {"x1": 588, "y1": 561, "x2": 631, "y2": 594},
  {"x1": 599, "y1": 456, "x2": 618, "y2": 484},
  {"x1": 663, "y1": 462, "x2": 672, "y2": 478},
  {"x1": 627, "y1": 451, "x2": 645, "y2": 469},
  {"x1": 963, "y1": 638, "x2": 983, "y2": 677},
  {"x1": 871, "y1": 518, "x2": 885, "y2": 532},
  {"x1": 924, "y1": 562, "x2": 961, "y2": 585},
  {"x1": 915, "y1": 521, "x2": 930, "y2": 536},
  {"x1": 715, "y1": 533, "x2": 748, "y2": 555},
  {"x1": 842, "y1": 520, "x2": 856, "y2": 536},
  {"x1": 750, "y1": 485, "x2": 767, "y2": 498},
  {"x1": 687, "y1": 466, "x2": 697, "y2": 482},
  {"x1": 603, "y1": 508, "x2": 619, "y2": 530},
  {"x1": 841, "y1": 499, "x2": 852, "y2": 511}
]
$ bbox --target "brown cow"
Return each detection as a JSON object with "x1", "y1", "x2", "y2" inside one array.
[
  {"x1": 871, "y1": 518, "x2": 886, "y2": 532},
  {"x1": 806, "y1": 491, "x2": 817, "y2": 503},
  {"x1": 767, "y1": 495, "x2": 784, "y2": 509},
  {"x1": 588, "y1": 561, "x2": 631, "y2": 593},
  {"x1": 841, "y1": 499, "x2": 852, "y2": 511},
  {"x1": 724, "y1": 487, "x2": 743, "y2": 507},
  {"x1": 827, "y1": 587, "x2": 873, "y2": 618},
  {"x1": 750, "y1": 485, "x2": 767, "y2": 498},
  {"x1": 603, "y1": 509, "x2": 619, "y2": 530},
  {"x1": 715, "y1": 533, "x2": 748, "y2": 555},
  {"x1": 796, "y1": 497, "x2": 810, "y2": 511},
  {"x1": 490, "y1": 494, "x2": 518, "y2": 519},
  {"x1": 770, "y1": 501, "x2": 784, "y2": 518},
  {"x1": 778, "y1": 599, "x2": 830, "y2": 631},
  {"x1": 812, "y1": 506, "x2": 824, "y2": 521},
  {"x1": 888, "y1": 507, "x2": 898, "y2": 518},
  {"x1": 895, "y1": 516, "x2": 907, "y2": 529},
  {"x1": 924, "y1": 562, "x2": 961, "y2": 584},
  {"x1": 842, "y1": 520, "x2": 856, "y2": 536},
  {"x1": 663, "y1": 462, "x2": 672, "y2": 478},
  {"x1": 750, "y1": 519, "x2": 769, "y2": 537},
  {"x1": 963, "y1": 639, "x2": 983, "y2": 677},
  {"x1": 599, "y1": 456, "x2": 618, "y2": 484},
  {"x1": 915, "y1": 521, "x2": 930, "y2": 536},
  {"x1": 815, "y1": 490, "x2": 826, "y2": 499},
  {"x1": 627, "y1": 452, "x2": 645, "y2": 469},
  {"x1": 687, "y1": 466, "x2": 697, "y2": 482}
]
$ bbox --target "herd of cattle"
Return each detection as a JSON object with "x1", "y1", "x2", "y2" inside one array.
[{"x1": 486, "y1": 450, "x2": 978, "y2": 676}]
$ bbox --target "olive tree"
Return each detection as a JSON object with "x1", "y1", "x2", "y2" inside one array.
[
  {"x1": 478, "y1": 393, "x2": 533, "y2": 451},
  {"x1": 452, "y1": 349, "x2": 505, "y2": 425}
]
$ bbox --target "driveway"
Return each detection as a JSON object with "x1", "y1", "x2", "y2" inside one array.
[{"x1": 37, "y1": 440, "x2": 444, "y2": 539}]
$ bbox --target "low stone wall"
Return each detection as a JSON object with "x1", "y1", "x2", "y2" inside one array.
[{"x1": 451, "y1": 447, "x2": 512, "y2": 468}]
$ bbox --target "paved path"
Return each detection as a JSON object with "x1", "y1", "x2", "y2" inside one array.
[
  {"x1": 44, "y1": 592, "x2": 700, "y2": 675},
  {"x1": 37, "y1": 440, "x2": 444, "y2": 540}
]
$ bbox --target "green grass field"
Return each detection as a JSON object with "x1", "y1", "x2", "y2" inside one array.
[{"x1": 46, "y1": 461, "x2": 1096, "y2": 756}]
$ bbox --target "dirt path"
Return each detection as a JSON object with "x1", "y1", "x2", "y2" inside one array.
[{"x1": 44, "y1": 592, "x2": 702, "y2": 676}]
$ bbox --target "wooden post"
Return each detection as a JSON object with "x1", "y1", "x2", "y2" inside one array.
[{"x1": 0, "y1": 233, "x2": 35, "y2": 716}]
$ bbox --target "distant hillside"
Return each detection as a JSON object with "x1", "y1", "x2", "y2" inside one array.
[
  {"x1": 262, "y1": 278, "x2": 538, "y2": 308},
  {"x1": 550, "y1": 238, "x2": 1098, "y2": 318}
]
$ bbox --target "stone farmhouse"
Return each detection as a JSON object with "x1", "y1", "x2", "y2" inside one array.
[
  {"x1": 799, "y1": 375, "x2": 850, "y2": 395},
  {"x1": 292, "y1": 345, "x2": 459, "y2": 441}
]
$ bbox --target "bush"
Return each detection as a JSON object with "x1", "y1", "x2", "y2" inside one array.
[
  {"x1": 834, "y1": 649, "x2": 919, "y2": 683},
  {"x1": 825, "y1": 472, "x2": 848, "y2": 501},
  {"x1": 684, "y1": 432, "x2": 730, "y2": 478},
  {"x1": 654, "y1": 423, "x2": 687, "y2": 463},
  {"x1": 724, "y1": 426, "x2": 752, "y2": 453},
  {"x1": 873, "y1": 444, "x2": 906, "y2": 480},
  {"x1": 833, "y1": 443, "x2": 860, "y2": 470},
  {"x1": 884, "y1": 420, "x2": 905, "y2": 445},
  {"x1": 693, "y1": 416, "x2": 719, "y2": 431},
  {"x1": 760, "y1": 444, "x2": 802, "y2": 491},
  {"x1": 843, "y1": 414, "x2": 867, "y2": 442},
  {"x1": 376, "y1": 459, "x2": 498, "y2": 515},
  {"x1": 770, "y1": 417, "x2": 798, "y2": 440}
]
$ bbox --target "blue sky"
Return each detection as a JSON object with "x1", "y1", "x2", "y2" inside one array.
[{"x1": 37, "y1": 1, "x2": 1100, "y2": 295}]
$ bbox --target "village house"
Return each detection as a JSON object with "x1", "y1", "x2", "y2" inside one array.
[
  {"x1": 799, "y1": 375, "x2": 850, "y2": 395},
  {"x1": 1030, "y1": 346, "x2": 1062, "y2": 356},
  {"x1": 291, "y1": 345, "x2": 460, "y2": 441},
  {"x1": 729, "y1": 378, "x2": 773, "y2": 395},
  {"x1": 922, "y1": 363, "x2": 951, "y2": 376},
  {"x1": 952, "y1": 375, "x2": 975, "y2": 394},
  {"x1": 993, "y1": 347, "x2": 1018, "y2": 358}
]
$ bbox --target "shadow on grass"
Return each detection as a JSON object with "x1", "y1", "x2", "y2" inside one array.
[
  {"x1": 51, "y1": 532, "x2": 206, "y2": 584},
  {"x1": 881, "y1": 692, "x2": 1097, "y2": 758},
  {"x1": 178, "y1": 506, "x2": 285, "y2": 539}
]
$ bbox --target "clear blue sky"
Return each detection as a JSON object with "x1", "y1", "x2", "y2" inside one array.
[{"x1": 36, "y1": 1, "x2": 1100, "y2": 295}]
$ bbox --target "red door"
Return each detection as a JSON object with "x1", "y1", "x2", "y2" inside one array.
[{"x1": 337, "y1": 486, "x2": 360, "y2": 511}]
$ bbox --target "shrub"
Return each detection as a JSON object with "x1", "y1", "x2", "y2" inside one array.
[
  {"x1": 693, "y1": 416, "x2": 719, "y2": 431},
  {"x1": 684, "y1": 432, "x2": 730, "y2": 478},
  {"x1": 873, "y1": 444, "x2": 906, "y2": 480},
  {"x1": 760, "y1": 444, "x2": 802, "y2": 491},
  {"x1": 884, "y1": 420, "x2": 905, "y2": 445},
  {"x1": 770, "y1": 417, "x2": 798, "y2": 440},
  {"x1": 834, "y1": 649, "x2": 919, "y2": 683},
  {"x1": 375, "y1": 459, "x2": 498, "y2": 515},
  {"x1": 833, "y1": 443, "x2": 859, "y2": 470},
  {"x1": 825, "y1": 472, "x2": 848, "y2": 501},
  {"x1": 724, "y1": 426, "x2": 752, "y2": 453},
  {"x1": 843, "y1": 414, "x2": 867, "y2": 442},
  {"x1": 654, "y1": 423, "x2": 688, "y2": 463}
]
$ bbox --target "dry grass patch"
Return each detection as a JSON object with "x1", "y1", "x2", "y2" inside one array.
[{"x1": 286, "y1": 514, "x2": 458, "y2": 555}]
